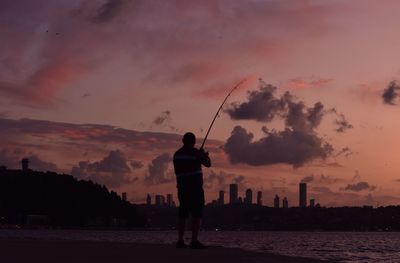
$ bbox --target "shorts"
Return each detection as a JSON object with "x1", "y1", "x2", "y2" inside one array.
[{"x1": 177, "y1": 186, "x2": 205, "y2": 219}]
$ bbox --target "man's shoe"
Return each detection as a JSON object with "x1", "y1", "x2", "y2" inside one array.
[
  {"x1": 189, "y1": 240, "x2": 207, "y2": 249},
  {"x1": 176, "y1": 240, "x2": 187, "y2": 248}
]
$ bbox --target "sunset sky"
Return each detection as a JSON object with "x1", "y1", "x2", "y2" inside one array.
[{"x1": 2, "y1": 0, "x2": 400, "y2": 207}]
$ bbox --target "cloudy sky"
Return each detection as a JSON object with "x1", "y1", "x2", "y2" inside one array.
[{"x1": 2, "y1": 0, "x2": 400, "y2": 207}]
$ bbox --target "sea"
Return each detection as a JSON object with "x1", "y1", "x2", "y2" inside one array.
[{"x1": 0, "y1": 229, "x2": 399, "y2": 262}]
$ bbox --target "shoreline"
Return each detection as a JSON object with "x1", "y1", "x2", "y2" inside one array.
[
  {"x1": 2, "y1": 225, "x2": 399, "y2": 232},
  {"x1": 0, "y1": 238, "x2": 332, "y2": 263}
]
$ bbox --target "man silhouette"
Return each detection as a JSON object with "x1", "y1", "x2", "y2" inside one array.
[{"x1": 173, "y1": 132, "x2": 211, "y2": 249}]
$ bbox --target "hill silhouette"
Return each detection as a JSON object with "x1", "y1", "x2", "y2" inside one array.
[{"x1": 0, "y1": 167, "x2": 145, "y2": 227}]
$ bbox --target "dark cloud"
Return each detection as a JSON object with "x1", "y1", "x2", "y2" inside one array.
[
  {"x1": 301, "y1": 175, "x2": 314, "y2": 183},
  {"x1": 226, "y1": 80, "x2": 326, "y2": 132},
  {"x1": 0, "y1": 148, "x2": 58, "y2": 172},
  {"x1": 342, "y1": 181, "x2": 376, "y2": 192},
  {"x1": 90, "y1": 150, "x2": 130, "y2": 173},
  {"x1": 329, "y1": 108, "x2": 353, "y2": 133},
  {"x1": 232, "y1": 175, "x2": 245, "y2": 185},
  {"x1": 225, "y1": 82, "x2": 286, "y2": 122},
  {"x1": 203, "y1": 170, "x2": 247, "y2": 191},
  {"x1": 307, "y1": 102, "x2": 325, "y2": 128},
  {"x1": 223, "y1": 80, "x2": 353, "y2": 167},
  {"x1": 382, "y1": 80, "x2": 400, "y2": 105},
  {"x1": 204, "y1": 170, "x2": 226, "y2": 190},
  {"x1": 335, "y1": 116, "x2": 353, "y2": 133},
  {"x1": 224, "y1": 125, "x2": 333, "y2": 167},
  {"x1": 0, "y1": 117, "x2": 225, "y2": 177},
  {"x1": 144, "y1": 153, "x2": 174, "y2": 185},
  {"x1": 0, "y1": 117, "x2": 184, "y2": 151},
  {"x1": 25, "y1": 154, "x2": 58, "y2": 172},
  {"x1": 153, "y1": 110, "x2": 172, "y2": 126},
  {"x1": 151, "y1": 110, "x2": 180, "y2": 132},
  {"x1": 71, "y1": 150, "x2": 137, "y2": 188},
  {"x1": 286, "y1": 100, "x2": 325, "y2": 131},
  {"x1": 130, "y1": 160, "x2": 144, "y2": 169},
  {"x1": 314, "y1": 162, "x2": 344, "y2": 168},
  {"x1": 335, "y1": 147, "x2": 353, "y2": 158},
  {"x1": 91, "y1": 0, "x2": 126, "y2": 24},
  {"x1": 232, "y1": 175, "x2": 247, "y2": 191}
]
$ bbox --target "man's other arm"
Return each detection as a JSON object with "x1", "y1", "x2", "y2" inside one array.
[{"x1": 199, "y1": 148, "x2": 211, "y2": 168}]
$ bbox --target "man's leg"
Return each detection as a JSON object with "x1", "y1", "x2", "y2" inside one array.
[
  {"x1": 178, "y1": 218, "x2": 186, "y2": 242},
  {"x1": 177, "y1": 188, "x2": 189, "y2": 248},
  {"x1": 191, "y1": 188, "x2": 205, "y2": 243},
  {"x1": 191, "y1": 218, "x2": 201, "y2": 242}
]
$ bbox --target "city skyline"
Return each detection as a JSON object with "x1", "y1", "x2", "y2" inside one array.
[
  {"x1": 1, "y1": 156, "x2": 376, "y2": 207},
  {"x1": 146, "y1": 182, "x2": 320, "y2": 209}
]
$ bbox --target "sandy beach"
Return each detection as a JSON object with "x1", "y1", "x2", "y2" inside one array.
[{"x1": 0, "y1": 238, "x2": 332, "y2": 263}]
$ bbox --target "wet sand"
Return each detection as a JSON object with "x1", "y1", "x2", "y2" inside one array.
[{"x1": 0, "y1": 238, "x2": 333, "y2": 263}]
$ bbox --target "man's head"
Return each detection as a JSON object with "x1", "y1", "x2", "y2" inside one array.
[{"x1": 182, "y1": 132, "x2": 196, "y2": 147}]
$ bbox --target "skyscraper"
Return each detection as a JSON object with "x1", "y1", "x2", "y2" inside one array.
[
  {"x1": 167, "y1": 194, "x2": 173, "y2": 206},
  {"x1": 218, "y1": 190, "x2": 225, "y2": 205},
  {"x1": 244, "y1": 188, "x2": 253, "y2": 204},
  {"x1": 229, "y1": 184, "x2": 238, "y2": 204},
  {"x1": 122, "y1": 192, "x2": 127, "y2": 201},
  {"x1": 257, "y1": 191, "x2": 263, "y2": 206},
  {"x1": 310, "y1": 198, "x2": 315, "y2": 208},
  {"x1": 155, "y1": 195, "x2": 164, "y2": 206},
  {"x1": 282, "y1": 197, "x2": 288, "y2": 208},
  {"x1": 299, "y1": 183, "x2": 307, "y2": 207},
  {"x1": 146, "y1": 194, "x2": 151, "y2": 205},
  {"x1": 274, "y1": 195, "x2": 280, "y2": 208},
  {"x1": 21, "y1": 158, "x2": 29, "y2": 171}
]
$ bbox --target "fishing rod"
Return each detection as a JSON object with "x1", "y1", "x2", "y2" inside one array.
[{"x1": 200, "y1": 78, "x2": 248, "y2": 149}]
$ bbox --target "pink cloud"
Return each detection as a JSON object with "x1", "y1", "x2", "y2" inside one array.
[
  {"x1": 286, "y1": 77, "x2": 334, "y2": 90},
  {"x1": 0, "y1": 0, "x2": 339, "y2": 107}
]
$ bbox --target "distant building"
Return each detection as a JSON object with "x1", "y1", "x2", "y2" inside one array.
[
  {"x1": 244, "y1": 189, "x2": 253, "y2": 204},
  {"x1": 274, "y1": 195, "x2": 280, "y2": 208},
  {"x1": 167, "y1": 194, "x2": 173, "y2": 206},
  {"x1": 146, "y1": 194, "x2": 151, "y2": 205},
  {"x1": 21, "y1": 158, "x2": 29, "y2": 171},
  {"x1": 229, "y1": 184, "x2": 238, "y2": 204},
  {"x1": 282, "y1": 197, "x2": 289, "y2": 208},
  {"x1": 299, "y1": 183, "x2": 307, "y2": 207},
  {"x1": 155, "y1": 195, "x2": 165, "y2": 206},
  {"x1": 122, "y1": 192, "x2": 127, "y2": 201},
  {"x1": 257, "y1": 191, "x2": 263, "y2": 206},
  {"x1": 310, "y1": 198, "x2": 315, "y2": 208},
  {"x1": 218, "y1": 190, "x2": 225, "y2": 205}
]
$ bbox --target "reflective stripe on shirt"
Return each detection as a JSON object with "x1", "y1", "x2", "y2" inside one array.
[
  {"x1": 176, "y1": 170, "x2": 202, "y2": 177},
  {"x1": 173, "y1": 155, "x2": 197, "y2": 161}
]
